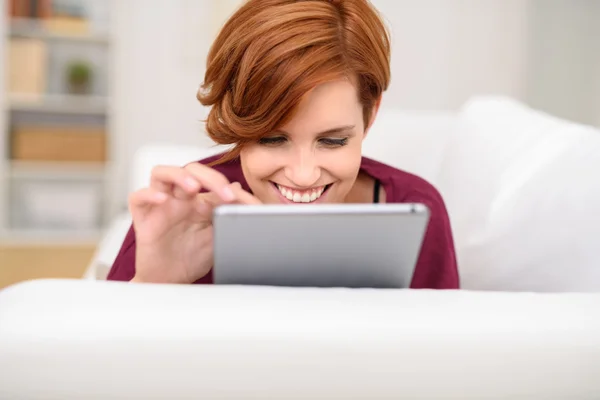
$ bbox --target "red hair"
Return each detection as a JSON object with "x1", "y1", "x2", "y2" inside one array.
[{"x1": 197, "y1": 0, "x2": 391, "y2": 164}]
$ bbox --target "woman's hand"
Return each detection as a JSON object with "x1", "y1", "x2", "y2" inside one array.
[{"x1": 128, "y1": 163, "x2": 260, "y2": 284}]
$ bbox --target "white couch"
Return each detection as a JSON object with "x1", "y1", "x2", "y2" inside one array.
[
  {"x1": 1, "y1": 96, "x2": 600, "y2": 399},
  {"x1": 1, "y1": 279, "x2": 599, "y2": 399},
  {"x1": 85, "y1": 96, "x2": 600, "y2": 293}
]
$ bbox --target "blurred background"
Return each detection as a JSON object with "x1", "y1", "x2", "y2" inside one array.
[{"x1": 0, "y1": 0, "x2": 599, "y2": 288}]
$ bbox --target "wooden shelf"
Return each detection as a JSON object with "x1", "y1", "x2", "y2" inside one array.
[
  {"x1": 9, "y1": 161, "x2": 106, "y2": 180},
  {"x1": 9, "y1": 17, "x2": 110, "y2": 44},
  {"x1": 8, "y1": 93, "x2": 109, "y2": 115},
  {"x1": 0, "y1": 228, "x2": 103, "y2": 246}
]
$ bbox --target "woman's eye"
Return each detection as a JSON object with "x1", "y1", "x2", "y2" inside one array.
[
  {"x1": 258, "y1": 136, "x2": 348, "y2": 147},
  {"x1": 319, "y1": 137, "x2": 349, "y2": 147},
  {"x1": 258, "y1": 136, "x2": 287, "y2": 146}
]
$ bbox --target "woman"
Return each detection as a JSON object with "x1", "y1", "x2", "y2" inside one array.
[{"x1": 107, "y1": 0, "x2": 459, "y2": 288}]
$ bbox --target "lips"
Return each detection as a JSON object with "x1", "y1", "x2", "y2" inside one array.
[{"x1": 273, "y1": 183, "x2": 331, "y2": 203}]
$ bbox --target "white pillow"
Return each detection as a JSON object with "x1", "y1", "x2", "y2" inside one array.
[
  {"x1": 437, "y1": 96, "x2": 600, "y2": 292},
  {"x1": 362, "y1": 109, "x2": 457, "y2": 186}
]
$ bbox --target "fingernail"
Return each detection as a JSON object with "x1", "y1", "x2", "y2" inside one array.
[{"x1": 222, "y1": 187, "x2": 235, "y2": 201}]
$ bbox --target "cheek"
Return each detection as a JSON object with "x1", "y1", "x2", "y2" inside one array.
[
  {"x1": 240, "y1": 146, "x2": 276, "y2": 182},
  {"x1": 323, "y1": 141, "x2": 363, "y2": 180}
]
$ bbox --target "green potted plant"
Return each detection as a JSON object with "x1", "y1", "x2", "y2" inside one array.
[{"x1": 66, "y1": 60, "x2": 93, "y2": 95}]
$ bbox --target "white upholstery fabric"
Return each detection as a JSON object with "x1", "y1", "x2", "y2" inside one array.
[
  {"x1": 437, "y1": 97, "x2": 600, "y2": 292},
  {"x1": 362, "y1": 109, "x2": 457, "y2": 186},
  {"x1": 1, "y1": 279, "x2": 599, "y2": 399}
]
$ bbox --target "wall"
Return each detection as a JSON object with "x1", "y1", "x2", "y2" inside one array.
[
  {"x1": 525, "y1": 0, "x2": 600, "y2": 127},
  {"x1": 108, "y1": 0, "x2": 216, "y2": 217},
  {"x1": 372, "y1": 0, "x2": 530, "y2": 109}
]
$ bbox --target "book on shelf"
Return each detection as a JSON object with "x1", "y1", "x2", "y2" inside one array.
[
  {"x1": 9, "y1": 0, "x2": 90, "y2": 35},
  {"x1": 8, "y1": 37, "x2": 48, "y2": 96},
  {"x1": 9, "y1": 0, "x2": 52, "y2": 19}
]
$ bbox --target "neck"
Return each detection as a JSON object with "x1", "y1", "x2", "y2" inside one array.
[{"x1": 344, "y1": 171, "x2": 381, "y2": 203}]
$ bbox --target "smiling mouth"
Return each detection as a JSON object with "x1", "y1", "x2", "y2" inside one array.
[{"x1": 271, "y1": 182, "x2": 332, "y2": 203}]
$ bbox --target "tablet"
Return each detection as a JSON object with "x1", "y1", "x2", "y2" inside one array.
[{"x1": 212, "y1": 203, "x2": 430, "y2": 289}]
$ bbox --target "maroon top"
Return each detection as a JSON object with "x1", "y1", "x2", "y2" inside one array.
[{"x1": 107, "y1": 154, "x2": 459, "y2": 289}]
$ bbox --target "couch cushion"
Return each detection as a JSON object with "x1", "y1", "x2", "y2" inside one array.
[
  {"x1": 1, "y1": 279, "x2": 599, "y2": 399},
  {"x1": 437, "y1": 96, "x2": 600, "y2": 292},
  {"x1": 362, "y1": 109, "x2": 457, "y2": 186}
]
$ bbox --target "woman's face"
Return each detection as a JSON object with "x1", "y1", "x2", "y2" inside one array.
[{"x1": 240, "y1": 79, "x2": 373, "y2": 204}]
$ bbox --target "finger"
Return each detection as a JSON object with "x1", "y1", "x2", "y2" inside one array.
[
  {"x1": 195, "y1": 199, "x2": 215, "y2": 220},
  {"x1": 229, "y1": 182, "x2": 262, "y2": 205},
  {"x1": 196, "y1": 182, "x2": 260, "y2": 209},
  {"x1": 193, "y1": 182, "x2": 260, "y2": 220},
  {"x1": 184, "y1": 163, "x2": 235, "y2": 202},
  {"x1": 194, "y1": 191, "x2": 224, "y2": 221},
  {"x1": 128, "y1": 188, "x2": 168, "y2": 209},
  {"x1": 149, "y1": 165, "x2": 201, "y2": 197},
  {"x1": 196, "y1": 191, "x2": 224, "y2": 209}
]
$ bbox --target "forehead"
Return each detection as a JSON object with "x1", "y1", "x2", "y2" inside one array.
[{"x1": 280, "y1": 79, "x2": 363, "y2": 134}]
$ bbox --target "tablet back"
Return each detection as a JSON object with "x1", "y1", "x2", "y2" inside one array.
[{"x1": 213, "y1": 203, "x2": 429, "y2": 288}]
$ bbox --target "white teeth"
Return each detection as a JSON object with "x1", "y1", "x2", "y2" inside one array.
[{"x1": 276, "y1": 184, "x2": 327, "y2": 203}]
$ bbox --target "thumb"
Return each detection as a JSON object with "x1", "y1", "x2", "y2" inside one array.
[
  {"x1": 230, "y1": 182, "x2": 262, "y2": 205},
  {"x1": 194, "y1": 182, "x2": 249, "y2": 219},
  {"x1": 199, "y1": 182, "x2": 243, "y2": 208}
]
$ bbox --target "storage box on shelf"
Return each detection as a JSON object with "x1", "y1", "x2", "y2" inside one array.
[
  {"x1": 11, "y1": 124, "x2": 106, "y2": 162},
  {"x1": 0, "y1": 0, "x2": 112, "y2": 245},
  {"x1": 8, "y1": 161, "x2": 105, "y2": 237}
]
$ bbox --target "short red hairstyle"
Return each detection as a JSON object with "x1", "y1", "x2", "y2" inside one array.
[{"x1": 197, "y1": 0, "x2": 391, "y2": 164}]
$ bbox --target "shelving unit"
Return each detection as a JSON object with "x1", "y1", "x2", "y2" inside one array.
[
  {"x1": 9, "y1": 16, "x2": 110, "y2": 44},
  {"x1": 8, "y1": 92, "x2": 108, "y2": 114},
  {"x1": 0, "y1": 0, "x2": 112, "y2": 245}
]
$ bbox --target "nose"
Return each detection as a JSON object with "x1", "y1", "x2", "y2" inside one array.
[{"x1": 285, "y1": 148, "x2": 321, "y2": 188}]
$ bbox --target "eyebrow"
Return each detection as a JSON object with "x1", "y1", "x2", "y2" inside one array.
[{"x1": 275, "y1": 125, "x2": 356, "y2": 137}]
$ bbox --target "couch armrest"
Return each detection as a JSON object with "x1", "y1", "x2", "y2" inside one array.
[{"x1": 83, "y1": 213, "x2": 132, "y2": 280}]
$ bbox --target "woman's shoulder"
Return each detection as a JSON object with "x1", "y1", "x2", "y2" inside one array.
[{"x1": 360, "y1": 156, "x2": 443, "y2": 204}]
